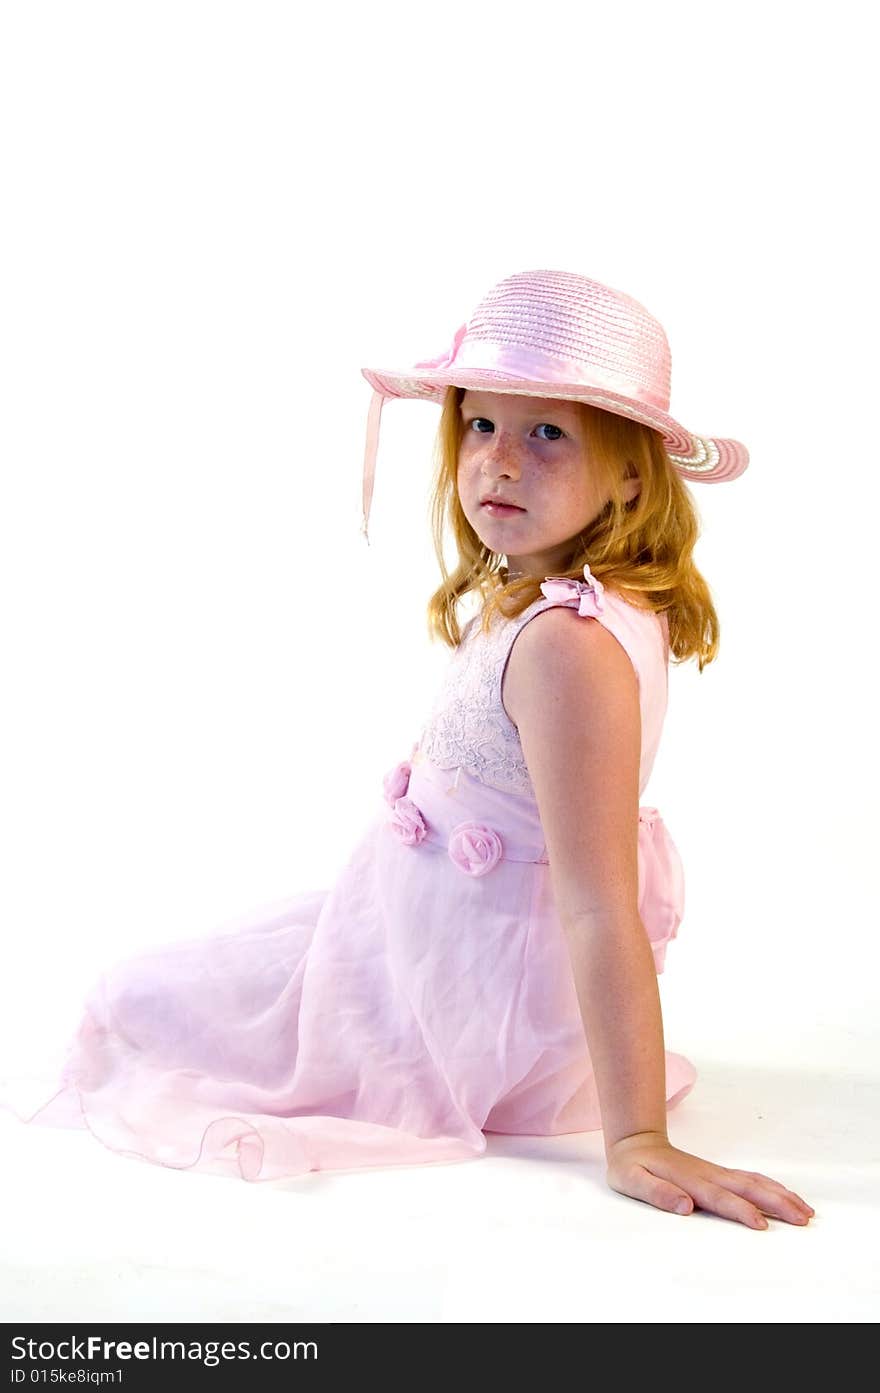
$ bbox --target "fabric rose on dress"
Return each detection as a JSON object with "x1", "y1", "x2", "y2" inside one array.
[
  {"x1": 388, "y1": 796, "x2": 427, "y2": 846},
  {"x1": 539, "y1": 562, "x2": 605, "y2": 614},
  {"x1": 448, "y1": 821, "x2": 504, "y2": 877},
  {"x1": 383, "y1": 760, "x2": 412, "y2": 806}
]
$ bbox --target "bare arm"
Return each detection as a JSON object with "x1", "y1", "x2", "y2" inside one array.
[{"x1": 505, "y1": 607, "x2": 813, "y2": 1228}]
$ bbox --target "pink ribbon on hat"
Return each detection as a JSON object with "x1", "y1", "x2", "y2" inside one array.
[
  {"x1": 361, "y1": 391, "x2": 384, "y2": 546},
  {"x1": 412, "y1": 322, "x2": 468, "y2": 373},
  {"x1": 361, "y1": 325, "x2": 468, "y2": 545}
]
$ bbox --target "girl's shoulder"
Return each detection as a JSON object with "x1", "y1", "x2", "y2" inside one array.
[{"x1": 500, "y1": 581, "x2": 668, "y2": 718}]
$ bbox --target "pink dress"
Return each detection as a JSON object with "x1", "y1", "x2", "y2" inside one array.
[{"x1": 0, "y1": 572, "x2": 696, "y2": 1181}]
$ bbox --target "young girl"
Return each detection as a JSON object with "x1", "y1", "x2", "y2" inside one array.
[{"x1": 2, "y1": 268, "x2": 814, "y2": 1230}]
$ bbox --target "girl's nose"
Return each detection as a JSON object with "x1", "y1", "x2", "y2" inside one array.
[{"x1": 481, "y1": 433, "x2": 522, "y2": 478}]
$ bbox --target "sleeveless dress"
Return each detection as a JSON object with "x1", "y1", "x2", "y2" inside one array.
[{"x1": 0, "y1": 571, "x2": 696, "y2": 1182}]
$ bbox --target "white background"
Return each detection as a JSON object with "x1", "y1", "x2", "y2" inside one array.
[{"x1": 1, "y1": 0, "x2": 877, "y2": 1323}]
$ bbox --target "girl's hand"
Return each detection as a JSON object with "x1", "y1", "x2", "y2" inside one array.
[{"x1": 605, "y1": 1132, "x2": 815, "y2": 1229}]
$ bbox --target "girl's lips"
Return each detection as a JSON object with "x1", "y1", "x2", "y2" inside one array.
[{"x1": 482, "y1": 501, "x2": 525, "y2": 515}]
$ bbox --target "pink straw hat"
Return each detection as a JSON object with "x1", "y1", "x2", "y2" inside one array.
[{"x1": 359, "y1": 268, "x2": 749, "y2": 543}]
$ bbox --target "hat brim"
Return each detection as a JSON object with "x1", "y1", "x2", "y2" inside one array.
[{"x1": 361, "y1": 366, "x2": 748, "y2": 483}]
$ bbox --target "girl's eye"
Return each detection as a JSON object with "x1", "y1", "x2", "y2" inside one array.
[{"x1": 466, "y1": 418, "x2": 565, "y2": 440}]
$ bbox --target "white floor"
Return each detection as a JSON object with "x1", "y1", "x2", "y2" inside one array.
[{"x1": 2, "y1": 1025, "x2": 877, "y2": 1324}]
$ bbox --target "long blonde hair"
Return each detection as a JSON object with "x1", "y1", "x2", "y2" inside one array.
[{"x1": 425, "y1": 385, "x2": 720, "y2": 671}]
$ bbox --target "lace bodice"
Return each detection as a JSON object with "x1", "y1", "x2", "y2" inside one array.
[
  {"x1": 416, "y1": 570, "x2": 670, "y2": 799},
  {"x1": 417, "y1": 603, "x2": 540, "y2": 796}
]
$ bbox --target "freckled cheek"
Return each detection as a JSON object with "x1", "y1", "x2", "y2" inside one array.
[
  {"x1": 455, "y1": 469, "x2": 478, "y2": 516},
  {"x1": 457, "y1": 455, "x2": 481, "y2": 499}
]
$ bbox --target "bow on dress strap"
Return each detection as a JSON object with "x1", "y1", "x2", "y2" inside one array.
[{"x1": 539, "y1": 567, "x2": 606, "y2": 613}]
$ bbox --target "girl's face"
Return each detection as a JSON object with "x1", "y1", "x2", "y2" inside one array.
[{"x1": 456, "y1": 390, "x2": 636, "y2": 577}]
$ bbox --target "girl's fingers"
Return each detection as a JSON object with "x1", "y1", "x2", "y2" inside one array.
[
  {"x1": 608, "y1": 1150, "x2": 816, "y2": 1229},
  {"x1": 672, "y1": 1175, "x2": 769, "y2": 1229},
  {"x1": 646, "y1": 1163, "x2": 814, "y2": 1228},
  {"x1": 719, "y1": 1169, "x2": 815, "y2": 1223},
  {"x1": 611, "y1": 1165, "x2": 694, "y2": 1217},
  {"x1": 617, "y1": 1166, "x2": 765, "y2": 1227}
]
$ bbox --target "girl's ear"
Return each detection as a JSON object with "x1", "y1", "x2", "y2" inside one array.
[{"x1": 622, "y1": 476, "x2": 641, "y2": 504}]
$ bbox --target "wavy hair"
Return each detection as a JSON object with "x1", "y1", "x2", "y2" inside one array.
[{"x1": 425, "y1": 386, "x2": 720, "y2": 671}]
